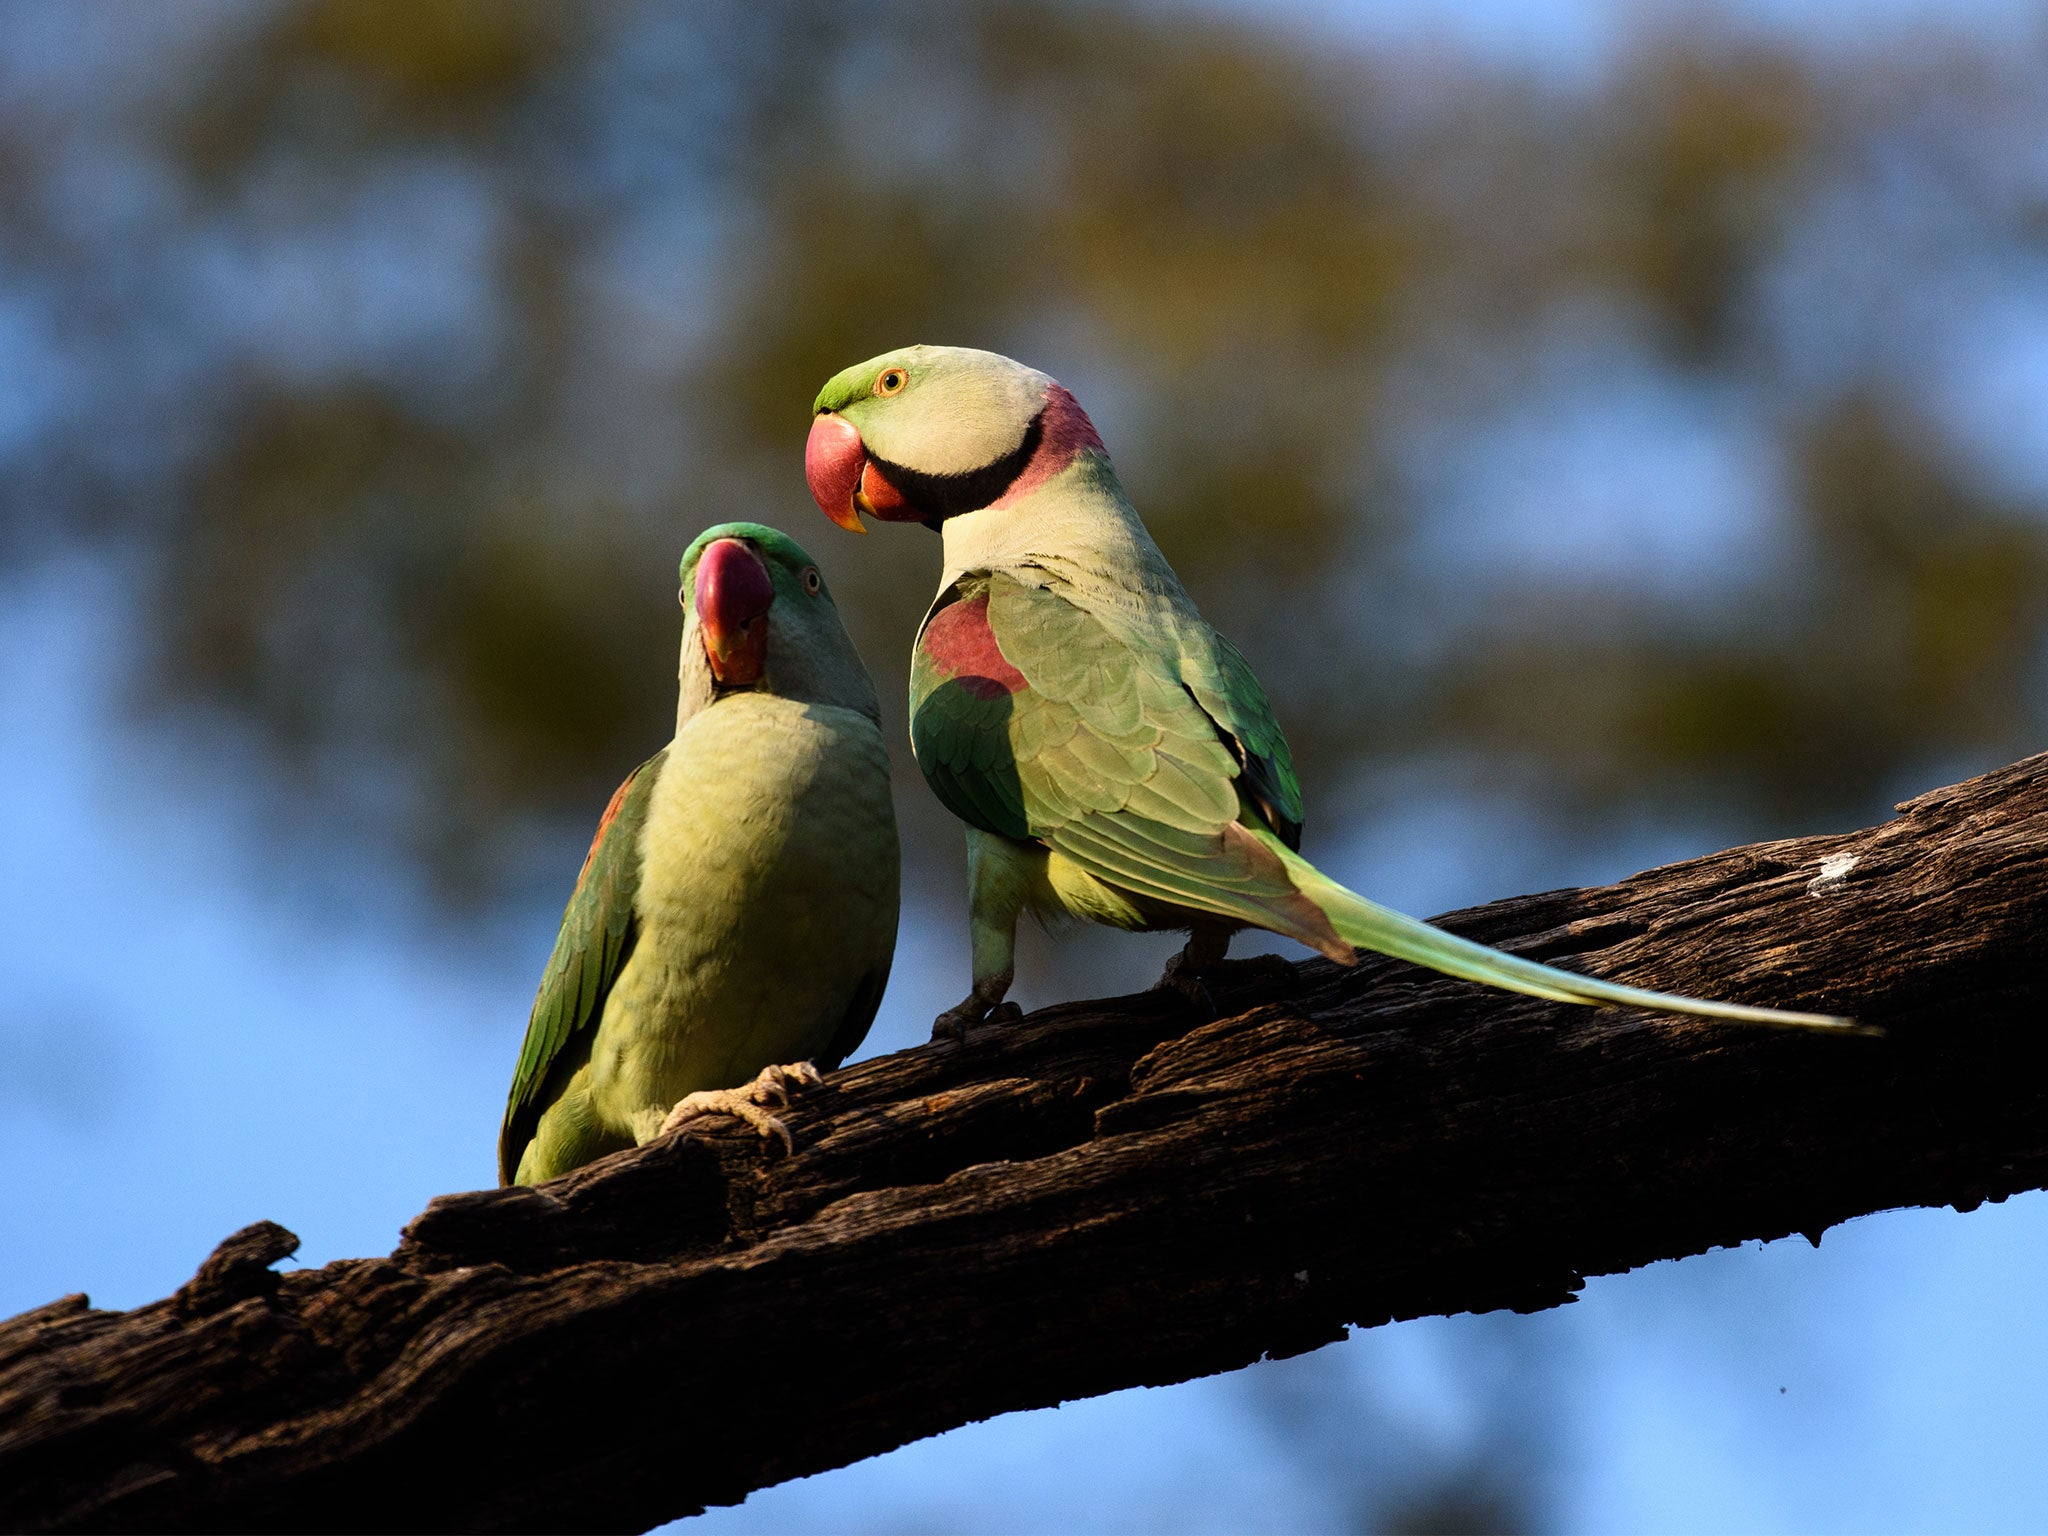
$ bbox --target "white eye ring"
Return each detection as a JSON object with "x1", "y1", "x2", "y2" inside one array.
[{"x1": 801, "y1": 567, "x2": 822, "y2": 595}]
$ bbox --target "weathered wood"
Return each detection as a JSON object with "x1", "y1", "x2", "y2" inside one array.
[{"x1": 4, "y1": 755, "x2": 2046, "y2": 1533}]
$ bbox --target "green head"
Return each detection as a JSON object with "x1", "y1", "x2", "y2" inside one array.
[
  {"x1": 676, "y1": 522, "x2": 877, "y2": 720},
  {"x1": 806, "y1": 345, "x2": 1103, "y2": 532}
]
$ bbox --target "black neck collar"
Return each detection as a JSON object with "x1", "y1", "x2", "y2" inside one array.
[{"x1": 867, "y1": 409, "x2": 1045, "y2": 532}]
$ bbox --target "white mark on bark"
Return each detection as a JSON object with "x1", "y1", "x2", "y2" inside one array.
[{"x1": 1807, "y1": 853, "x2": 1859, "y2": 896}]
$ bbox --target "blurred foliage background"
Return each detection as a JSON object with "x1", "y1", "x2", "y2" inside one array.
[
  {"x1": 5, "y1": 0, "x2": 2048, "y2": 1529},
  {"x1": 10, "y1": 0, "x2": 2044, "y2": 908}
]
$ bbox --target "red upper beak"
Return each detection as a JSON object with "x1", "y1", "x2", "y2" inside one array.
[
  {"x1": 806, "y1": 414, "x2": 869, "y2": 533},
  {"x1": 694, "y1": 537, "x2": 774, "y2": 685},
  {"x1": 806, "y1": 413, "x2": 917, "y2": 533}
]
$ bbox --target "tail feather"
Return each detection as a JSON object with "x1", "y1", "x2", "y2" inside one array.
[{"x1": 1287, "y1": 853, "x2": 1869, "y2": 1036}]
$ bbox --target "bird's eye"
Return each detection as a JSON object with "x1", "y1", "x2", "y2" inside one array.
[
  {"x1": 875, "y1": 367, "x2": 907, "y2": 396},
  {"x1": 676, "y1": 584, "x2": 688, "y2": 608},
  {"x1": 801, "y1": 567, "x2": 823, "y2": 595}
]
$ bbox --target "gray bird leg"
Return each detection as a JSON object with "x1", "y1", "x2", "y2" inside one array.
[
  {"x1": 1156, "y1": 924, "x2": 1232, "y2": 1012},
  {"x1": 934, "y1": 830, "x2": 1031, "y2": 1042}
]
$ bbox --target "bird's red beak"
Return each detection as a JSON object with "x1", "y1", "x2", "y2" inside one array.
[
  {"x1": 806, "y1": 413, "x2": 916, "y2": 533},
  {"x1": 694, "y1": 537, "x2": 774, "y2": 685}
]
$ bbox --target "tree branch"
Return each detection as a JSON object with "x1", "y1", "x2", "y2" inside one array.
[{"x1": 6, "y1": 756, "x2": 2047, "y2": 1533}]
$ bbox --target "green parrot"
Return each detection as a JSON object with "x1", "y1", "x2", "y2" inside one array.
[
  {"x1": 497, "y1": 522, "x2": 900, "y2": 1185},
  {"x1": 804, "y1": 346, "x2": 1860, "y2": 1040}
]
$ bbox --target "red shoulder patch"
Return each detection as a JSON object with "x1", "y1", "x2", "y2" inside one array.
[
  {"x1": 921, "y1": 594, "x2": 1028, "y2": 700},
  {"x1": 577, "y1": 770, "x2": 639, "y2": 882}
]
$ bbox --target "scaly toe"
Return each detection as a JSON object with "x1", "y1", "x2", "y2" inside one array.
[
  {"x1": 757, "y1": 1061, "x2": 824, "y2": 1102},
  {"x1": 660, "y1": 1088, "x2": 797, "y2": 1153},
  {"x1": 988, "y1": 1001, "x2": 1023, "y2": 1025},
  {"x1": 723, "y1": 1097, "x2": 797, "y2": 1154},
  {"x1": 660, "y1": 1092, "x2": 712, "y2": 1138}
]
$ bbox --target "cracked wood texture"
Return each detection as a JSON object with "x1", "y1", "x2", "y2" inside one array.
[{"x1": 5, "y1": 755, "x2": 2047, "y2": 1533}]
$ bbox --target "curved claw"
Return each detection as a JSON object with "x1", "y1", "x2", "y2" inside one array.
[
  {"x1": 931, "y1": 997, "x2": 1023, "y2": 1044},
  {"x1": 932, "y1": 970, "x2": 1019, "y2": 1044},
  {"x1": 660, "y1": 1061, "x2": 825, "y2": 1154}
]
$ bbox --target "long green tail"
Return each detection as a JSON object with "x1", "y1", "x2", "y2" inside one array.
[{"x1": 1283, "y1": 848, "x2": 1869, "y2": 1036}]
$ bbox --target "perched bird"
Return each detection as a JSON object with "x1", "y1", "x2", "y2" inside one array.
[
  {"x1": 497, "y1": 523, "x2": 900, "y2": 1185},
  {"x1": 804, "y1": 345, "x2": 1859, "y2": 1039}
]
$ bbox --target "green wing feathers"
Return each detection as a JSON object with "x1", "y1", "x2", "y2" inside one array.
[
  {"x1": 1177, "y1": 624, "x2": 1304, "y2": 848},
  {"x1": 913, "y1": 574, "x2": 1267, "y2": 839},
  {"x1": 913, "y1": 571, "x2": 1860, "y2": 1035},
  {"x1": 496, "y1": 752, "x2": 664, "y2": 1185},
  {"x1": 1052, "y1": 807, "x2": 1346, "y2": 955},
  {"x1": 912, "y1": 574, "x2": 1337, "y2": 946}
]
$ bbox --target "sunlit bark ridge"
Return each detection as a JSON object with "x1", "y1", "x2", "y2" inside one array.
[{"x1": 3, "y1": 755, "x2": 2045, "y2": 1534}]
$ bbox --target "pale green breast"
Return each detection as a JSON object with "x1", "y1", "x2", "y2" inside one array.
[{"x1": 584, "y1": 695, "x2": 899, "y2": 1134}]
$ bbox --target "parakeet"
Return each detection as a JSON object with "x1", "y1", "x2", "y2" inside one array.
[
  {"x1": 497, "y1": 523, "x2": 900, "y2": 1186},
  {"x1": 804, "y1": 345, "x2": 1859, "y2": 1039}
]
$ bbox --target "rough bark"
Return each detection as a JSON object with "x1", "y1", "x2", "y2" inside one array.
[{"x1": 4, "y1": 755, "x2": 2047, "y2": 1534}]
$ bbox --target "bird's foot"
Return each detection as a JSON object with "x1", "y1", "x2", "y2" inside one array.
[
  {"x1": 931, "y1": 997, "x2": 1022, "y2": 1044},
  {"x1": 1154, "y1": 946, "x2": 1216, "y2": 1015},
  {"x1": 1154, "y1": 950, "x2": 1298, "y2": 1015},
  {"x1": 660, "y1": 1060, "x2": 824, "y2": 1154}
]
